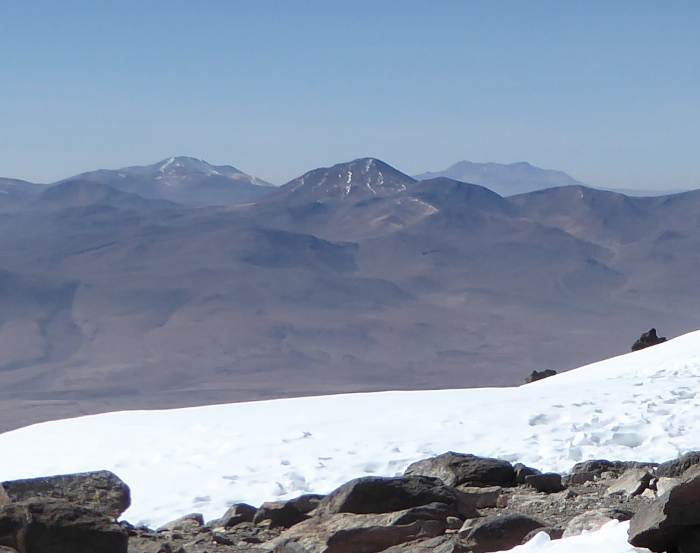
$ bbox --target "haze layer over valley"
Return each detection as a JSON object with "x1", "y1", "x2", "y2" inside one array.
[{"x1": 1, "y1": 156, "x2": 699, "y2": 432}]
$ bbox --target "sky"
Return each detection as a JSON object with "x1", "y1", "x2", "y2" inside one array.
[
  {"x1": 3, "y1": 327, "x2": 700, "y2": 552},
  {"x1": 1, "y1": 1, "x2": 699, "y2": 191}
]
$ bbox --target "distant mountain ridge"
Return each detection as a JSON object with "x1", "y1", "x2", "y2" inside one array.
[
  {"x1": 414, "y1": 161, "x2": 584, "y2": 196},
  {"x1": 58, "y1": 156, "x2": 275, "y2": 207}
]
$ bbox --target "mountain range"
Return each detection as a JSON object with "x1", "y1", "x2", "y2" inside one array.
[{"x1": 0, "y1": 156, "x2": 699, "y2": 433}]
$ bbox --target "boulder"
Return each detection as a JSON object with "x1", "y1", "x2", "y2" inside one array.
[
  {"x1": 524, "y1": 473, "x2": 564, "y2": 494},
  {"x1": 253, "y1": 499, "x2": 310, "y2": 529},
  {"x1": 156, "y1": 513, "x2": 204, "y2": 533},
  {"x1": 0, "y1": 499, "x2": 128, "y2": 553},
  {"x1": 208, "y1": 502, "x2": 257, "y2": 528},
  {"x1": 267, "y1": 506, "x2": 449, "y2": 553},
  {"x1": 657, "y1": 451, "x2": 700, "y2": 478},
  {"x1": 316, "y1": 475, "x2": 477, "y2": 519},
  {"x1": 464, "y1": 514, "x2": 545, "y2": 553},
  {"x1": 631, "y1": 328, "x2": 667, "y2": 352},
  {"x1": 525, "y1": 370, "x2": 556, "y2": 384},
  {"x1": 605, "y1": 468, "x2": 653, "y2": 498},
  {"x1": 1, "y1": 471, "x2": 130, "y2": 520},
  {"x1": 513, "y1": 463, "x2": 541, "y2": 484},
  {"x1": 563, "y1": 508, "x2": 633, "y2": 538},
  {"x1": 404, "y1": 452, "x2": 515, "y2": 488},
  {"x1": 629, "y1": 465, "x2": 700, "y2": 552}
]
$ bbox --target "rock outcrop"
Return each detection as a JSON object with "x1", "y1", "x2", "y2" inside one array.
[
  {"x1": 525, "y1": 370, "x2": 557, "y2": 384},
  {"x1": 1, "y1": 470, "x2": 130, "y2": 519},
  {"x1": 631, "y1": 328, "x2": 667, "y2": 352}
]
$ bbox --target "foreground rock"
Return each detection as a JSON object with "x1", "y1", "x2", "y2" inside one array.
[
  {"x1": 629, "y1": 465, "x2": 700, "y2": 551},
  {"x1": 0, "y1": 499, "x2": 128, "y2": 553},
  {"x1": 264, "y1": 504, "x2": 451, "y2": 553},
  {"x1": 1, "y1": 471, "x2": 130, "y2": 519}
]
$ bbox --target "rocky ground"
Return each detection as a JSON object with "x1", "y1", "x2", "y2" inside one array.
[{"x1": 3, "y1": 451, "x2": 700, "y2": 553}]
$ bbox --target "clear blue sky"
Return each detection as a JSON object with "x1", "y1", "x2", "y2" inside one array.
[{"x1": 1, "y1": 1, "x2": 699, "y2": 190}]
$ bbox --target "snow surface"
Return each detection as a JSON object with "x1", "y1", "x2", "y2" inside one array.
[{"x1": 2, "y1": 331, "x2": 700, "y2": 552}]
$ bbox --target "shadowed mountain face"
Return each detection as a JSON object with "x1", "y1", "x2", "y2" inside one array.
[
  {"x1": 1, "y1": 158, "x2": 700, "y2": 433},
  {"x1": 415, "y1": 161, "x2": 583, "y2": 196},
  {"x1": 58, "y1": 156, "x2": 276, "y2": 207}
]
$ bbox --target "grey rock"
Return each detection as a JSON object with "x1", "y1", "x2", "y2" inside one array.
[
  {"x1": 156, "y1": 513, "x2": 204, "y2": 533},
  {"x1": 464, "y1": 514, "x2": 545, "y2": 553},
  {"x1": 379, "y1": 534, "x2": 471, "y2": 552},
  {"x1": 316, "y1": 475, "x2": 476, "y2": 519},
  {"x1": 563, "y1": 508, "x2": 633, "y2": 538},
  {"x1": 524, "y1": 473, "x2": 565, "y2": 494},
  {"x1": 1, "y1": 470, "x2": 130, "y2": 519},
  {"x1": 266, "y1": 509, "x2": 446, "y2": 553},
  {"x1": 656, "y1": 477, "x2": 680, "y2": 497},
  {"x1": 404, "y1": 452, "x2": 515, "y2": 488},
  {"x1": 605, "y1": 468, "x2": 653, "y2": 498},
  {"x1": 208, "y1": 502, "x2": 257, "y2": 528},
  {"x1": 629, "y1": 465, "x2": 700, "y2": 552},
  {"x1": 454, "y1": 486, "x2": 502, "y2": 508}
]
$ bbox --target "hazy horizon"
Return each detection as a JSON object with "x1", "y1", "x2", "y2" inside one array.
[{"x1": 1, "y1": 1, "x2": 699, "y2": 191}]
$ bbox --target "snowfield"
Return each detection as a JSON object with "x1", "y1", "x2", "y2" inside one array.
[{"x1": 2, "y1": 330, "x2": 700, "y2": 552}]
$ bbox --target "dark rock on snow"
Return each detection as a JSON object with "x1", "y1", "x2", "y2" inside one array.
[
  {"x1": 631, "y1": 327, "x2": 667, "y2": 352},
  {"x1": 525, "y1": 370, "x2": 557, "y2": 384}
]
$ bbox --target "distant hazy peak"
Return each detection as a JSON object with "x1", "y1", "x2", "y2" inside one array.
[
  {"x1": 414, "y1": 160, "x2": 584, "y2": 196},
  {"x1": 281, "y1": 157, "x2": 417, "y2": 202}
]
